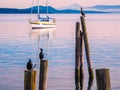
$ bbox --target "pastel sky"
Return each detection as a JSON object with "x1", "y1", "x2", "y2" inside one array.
[{"x1": 0, "y1": 0, "x2": 120, "y2": 8}]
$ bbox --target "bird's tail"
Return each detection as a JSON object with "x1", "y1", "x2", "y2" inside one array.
[{"x1": 32, "y1": 64, "x2": 37, "y2": 69}]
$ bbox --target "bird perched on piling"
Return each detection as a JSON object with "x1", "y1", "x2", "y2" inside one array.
[
  {"x1": 39, "y1": 48, "x2": 44, "y2": 60},
  {"x1": 26, "y1": 58, "x2": 33, "y2": 70},
  {"x1": 80, "y1": 7, "x2": 85, "y2": 17}
]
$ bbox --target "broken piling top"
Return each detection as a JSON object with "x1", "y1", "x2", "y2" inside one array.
[
  {"x1": 96, "y1": 68, "x2": 111, "y2": 90},
  {"x1": 24, "y1": 70, "x2": 36, "y2": 90}
]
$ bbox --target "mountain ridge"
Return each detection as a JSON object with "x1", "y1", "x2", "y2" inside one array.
[
  {"x1": 90, "y1": 5, "x2": 120, "y2": 9},
  {"x1": 0, "y1": 4, "x2": 120, "y2": 14}
]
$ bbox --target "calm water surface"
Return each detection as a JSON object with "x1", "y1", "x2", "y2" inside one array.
[{"x1": 0, "y1": 14, "x2": 120, "y2": 90}]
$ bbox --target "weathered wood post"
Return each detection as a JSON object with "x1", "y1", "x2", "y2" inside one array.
[
  {"x1": 80, "y1": 16, "x2": 94, "y2": 78},
  {"x1": 39, "y1": 60, "x2": 48, "y2": 90},
  {"x1": 87, "y1": 76, "x2": 94, "y2": 90},
  {"x1": 79, "y1": 30, "x2": 84, "y2": 90},
  {"x1": 24, "y1": 70, "x2": 36, "y2": 90},
  {"x1": 75, "y1": 22, "x2": 84, "y2": 90},
  {"x1": 75, "y1": 22, "x2": 80, "y2": 89},
  {"x1": 96, "y1": 68, "x2": 111, "y2": 90}
]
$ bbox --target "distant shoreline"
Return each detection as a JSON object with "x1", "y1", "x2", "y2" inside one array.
[{"x1": 0, "y1": 4, "x2": 120, "y2": 14}]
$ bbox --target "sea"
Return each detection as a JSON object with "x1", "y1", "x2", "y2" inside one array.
[{"x1": 0, "y1": 14, "x2": 120, "y2": 90}]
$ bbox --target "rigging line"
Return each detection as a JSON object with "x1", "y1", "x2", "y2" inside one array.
[{"x1": 31, "y1": 0, "x2": 34, "y2": 15}]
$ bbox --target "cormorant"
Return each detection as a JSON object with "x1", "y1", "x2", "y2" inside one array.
[
  {"x1": 39, "y1": 48, "x2": 44, "y2": 60},
  {"x1": 80, "y1": 8, "x2": 85, "y2": 17},
  {"x1": 26, "y1": 58, "x2": 33, "y2": 70}
]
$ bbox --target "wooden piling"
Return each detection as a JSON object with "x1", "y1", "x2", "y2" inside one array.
[
  {"x1": 75, "y1": 22, "x2": 80, "y2": 89},
  {"x1": 96, "y1": 68, "x2": 111, "y2": 90},
  {"x1": 75, "y1": 22, "x2": 84, "y2": 89},
  {"x1": 87, "y1": 76, "x2": 94, "y2": 90},
  {"x1": 39, "y1": 60, "x2": 48, "y2": 90},
  {"x1": 24, "y1": 70, "x2": 36, "y2": 90},
  {"x1": 79, "y1": 31, "x2": 84, "y2": 89},
  {"x1": 80, "y1": 16, "x2": 94, "y2": 78}
]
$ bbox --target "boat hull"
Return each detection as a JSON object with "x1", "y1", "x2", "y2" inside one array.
[
  {"x1": 30, "y1": 21, "x2": 56, "y2": 29},
  {"x1": 31, "y1": 23, "x2": 56, "y2": 29}
]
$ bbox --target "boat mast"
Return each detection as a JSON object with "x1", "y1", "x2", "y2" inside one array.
[
  {"x1": 37, "y1": 0, "x2": 40, "y2": 19},
  {"x1": 46, "y1": 0, "x2": 48, "y2": 17}
]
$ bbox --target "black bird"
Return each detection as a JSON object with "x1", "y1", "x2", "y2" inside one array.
[
  {"x1": 26, "y1": 58, "x2": 33, "y2": 70},
  {"x1": 39, "y1": 48, "x2": 44, "y2": 60},
  {"x1": 80, "y1": 8, "x2": 85, "y2": 17}
]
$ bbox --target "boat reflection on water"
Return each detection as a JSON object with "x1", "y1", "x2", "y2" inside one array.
[
  {"x1": 29, "y1": 28, "x2": 56, "y2": 39},
  {"x1": 29, "y1": 28, "x2": 56, "y2": 59}
]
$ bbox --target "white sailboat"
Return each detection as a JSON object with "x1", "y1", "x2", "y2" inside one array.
[{"x1": 29, "y1": 0, "x2": 56, "y2": 29}]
